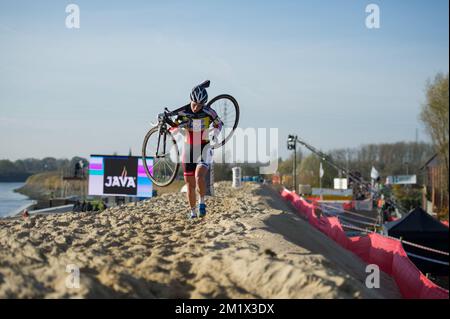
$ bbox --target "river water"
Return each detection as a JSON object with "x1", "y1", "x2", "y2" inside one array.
[{"x1": 0, "y1": 182, "x2": 34, "y2": 217}]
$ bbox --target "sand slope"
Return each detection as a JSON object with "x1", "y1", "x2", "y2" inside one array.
[{"x1": 0, "y1": 182, "x2": 400, "y2": 298}]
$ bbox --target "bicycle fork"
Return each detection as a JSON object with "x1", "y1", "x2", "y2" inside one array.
[{"x1": 156, "y1": 126, "x2": 168, "y2": 158}]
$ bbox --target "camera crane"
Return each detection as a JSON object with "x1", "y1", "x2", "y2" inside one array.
[{"x1": 287, "y1": 134, "x2": 408, "y2": 219}]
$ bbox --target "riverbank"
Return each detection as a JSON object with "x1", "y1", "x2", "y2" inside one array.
[
  {"x1": 0, "y1": 183, "x2": 35, "y2": 218},
  {"x1": 0, "y1": 182, "x2": 401, "y2": 298},
  {"x1": 14, "y1": 171, "x2": 86, "y2": 201}
]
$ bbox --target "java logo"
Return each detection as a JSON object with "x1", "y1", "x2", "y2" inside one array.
[{"x1": 105, "y1": 166, "x2": 137, "y2": 188}]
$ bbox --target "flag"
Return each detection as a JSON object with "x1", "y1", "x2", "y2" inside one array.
[
  {"x1": 319, "y1": 162, "x2": 324, "y2": 178},
  {"x1": 370, "y1": 166, "x2": 379, "y2": 180}
]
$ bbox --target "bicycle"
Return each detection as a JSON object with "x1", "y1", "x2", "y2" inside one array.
[{"x1": 142, "y1": 91, "x2": 240, "y2": 187}]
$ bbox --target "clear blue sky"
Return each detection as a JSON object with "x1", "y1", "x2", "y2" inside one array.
[{"x1": 0, "y1": 0, "x2": 448, "y2": 161}]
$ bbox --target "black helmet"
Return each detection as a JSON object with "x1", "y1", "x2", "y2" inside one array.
[{"x1": 190, "y1": 80, "x2": 210, "y2": 104}]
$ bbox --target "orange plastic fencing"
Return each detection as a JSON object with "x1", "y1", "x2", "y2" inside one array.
[{"x1": 280, "y1": 188, "x2": 449, "y2": 299}]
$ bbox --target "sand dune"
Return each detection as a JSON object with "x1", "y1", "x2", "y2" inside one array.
[{"x1": 0, "y1": 182, "x2": 400, "y2": 298}]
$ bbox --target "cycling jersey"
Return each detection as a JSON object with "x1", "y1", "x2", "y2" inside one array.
[
  {"x1": 174, "y1": 104, "x2": 222, "y2": 145},
  {"x1": 173, "y1": 104, "x2": 222, "y2": 176}
]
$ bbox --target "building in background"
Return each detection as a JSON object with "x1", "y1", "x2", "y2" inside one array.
[{"x1": 421, "y1": 154, "x2": 449, "y2": 217}]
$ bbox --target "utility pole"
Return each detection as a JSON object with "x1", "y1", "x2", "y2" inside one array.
[
  {"x1": 293, "y1": 144, "x2": 297, "y2": 193},
  {"x1": 287, "y1": 135, "x2": 297, "y2": 193}
]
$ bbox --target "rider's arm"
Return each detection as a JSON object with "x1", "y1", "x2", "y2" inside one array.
[
  {"x1": 206, "y1": 108, "x2": 223, "y2": 144},
  {"x1": 211, "y1": 115, "x2": 223, "y2": 131},
  {"x1": 173, "y1": 114, "x2": 191, "y2": 128},
  {"x1": 169, "y1": 104, "x2": 190, "y2": 128},
  {"x1": 171, "y1": 116, "x2": 182, "y2": 128},
  {"x1": 208, "y1": 108, "x2": 223, "y2": 131}
]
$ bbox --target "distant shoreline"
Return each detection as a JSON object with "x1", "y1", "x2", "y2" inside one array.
[
  {"x1": 14, "y1": 172, "x2": 61, "y2": 201},
  {"x1": 0, "y1": 174, "x2": 32, "y2": 183},
  {"x1": 13, "y1": 171, "x2": 88, "y2": 201},
  {"x1": 0, "y1": 182, "x2": 35, "y2": 218},
  {"x1": 14, "y1": 184, "x2": 47, "y2": 201}
]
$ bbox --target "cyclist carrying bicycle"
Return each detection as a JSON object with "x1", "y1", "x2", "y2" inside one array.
[{"x1": 171, "y1": 80, "x2": 223, "y2": 219}]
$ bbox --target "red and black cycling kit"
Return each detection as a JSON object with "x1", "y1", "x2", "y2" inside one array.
[{"x1": 173, "y1": 104, "x2": 222, "y2": 176}]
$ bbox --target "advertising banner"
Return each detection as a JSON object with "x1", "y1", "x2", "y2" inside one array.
[
  {"x1": 334, "y1": 178, "x2": 348, "y2": 190},
  {"x1": 312, "y1": 188, "x2": 353, "y2": 196},
  {"x1": 88, "y1": 155, "x2": 153, "y2": 197},
  {"x1": 386, "y1": 175, "x2": 417, "y2": 185}
]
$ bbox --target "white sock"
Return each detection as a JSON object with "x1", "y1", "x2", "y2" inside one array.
[
  {"x1": 199, "y1": 196, "x2": 205, "y2": 205},
  {"x1": 191, "y1": 207, "x2": 197, "y2": 214}
]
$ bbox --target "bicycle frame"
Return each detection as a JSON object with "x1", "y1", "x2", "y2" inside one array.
[
  {"x1": 153, "y1": 107, "x2": 182, "y2": 158},
  {"x1": 155, "y1": 122, "x2": 170, "y2": 159}
]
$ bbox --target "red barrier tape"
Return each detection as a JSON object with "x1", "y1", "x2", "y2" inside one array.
[{"x1": 280, "y1": 188, "x2": 449, "y2": 299}]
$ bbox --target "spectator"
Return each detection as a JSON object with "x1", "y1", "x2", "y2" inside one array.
[
  {"x1": 22, "y1": 209, "x2": 29, "y2": 220},
  {"x1": 73, "y1": 200, "x2": 81, "y2": 212},
  {"x1": 74, "y1": 162, "x2": 81, "y2": 177},
  {"x1": 79, "y1": 160, "x2": 85, "y2": 178}
]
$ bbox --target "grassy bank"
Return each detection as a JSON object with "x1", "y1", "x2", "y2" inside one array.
[{"x1": 15, "y1": 171, "x2": 87, "y2": 200}]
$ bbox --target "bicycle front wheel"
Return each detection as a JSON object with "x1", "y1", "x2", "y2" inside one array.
[
  {"x1": 142, "y1": 126, "x2": 180, "y2": 187},
  {"x1": 207, "y1": 94, "x2": 240, "y2": 149}
]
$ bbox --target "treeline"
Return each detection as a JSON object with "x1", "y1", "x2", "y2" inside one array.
[
  {"x1": 277, "y1": 141, "x2": 435, "y2": 188},
  {"x1": 0, "y1": 157, "x2": 88, "y2": 182},
  {"x1": 2, "y1": 141, "x2": 435, "y2": 186},
  {"x1": 420, "y1": 73, "x2": 449, "y2": 195},
  {"x1": 200, "y1": 141, "x2": 435, "y2": 187},
  {"x1": 330, "y1": 142, "x2": 434, "y2": 181}
]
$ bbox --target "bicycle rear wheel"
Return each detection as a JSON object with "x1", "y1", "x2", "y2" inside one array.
[
  {"x1": 142, "y1": 126, "x2": 180, "y2": 187},
  {"x1": 207, "y1": 94, "x2": 240, "y2": 149}
]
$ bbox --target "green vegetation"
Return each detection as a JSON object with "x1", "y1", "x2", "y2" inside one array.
[
  {"x1": 420, "y1": 72, "x2": 449, "y2": 194},
  {"x1": 391, "y1": 185, "x2": 423, "y2": 211},
  {"x1": 297, "y1": 154, "x2": 337, "y2": 188},
  {"x1": 0, "y1": 160, "x2": 31, "y2": 182},
  {"x1": 277, "y1": 141, "x2": 434, "y2": 187},
  {"x1": 15, "y1": 171, "x2": 87, "y2": 200},
  {"x1": 0, "y1": 157, "x2": 88, "y2": 182},
  {"x1": 327, "y1": 142, "x2": 434, "y2": 184}
]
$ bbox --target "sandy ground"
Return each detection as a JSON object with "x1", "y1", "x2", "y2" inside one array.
[{"x1": 0, "y1": 182, "x2": 401, "y2": 298}]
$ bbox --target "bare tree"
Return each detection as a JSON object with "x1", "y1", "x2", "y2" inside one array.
[{"x1": 420, "y1": 73, "x2": 449, "y2": 192}]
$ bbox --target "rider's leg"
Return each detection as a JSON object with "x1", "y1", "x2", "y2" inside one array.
[
  {"x1": 195, "y1": 164, "x2": 208, "y2": 217},
  {"x1": 195, "y1": 165, "x2": 208, "y2": 201},
  {"x1": 184, "y1": 174, "x2": 197, "y2": 209},
  {"x1": 183, "y1": 144, "x2": 197, "y2": 217},
  {"x1": 196, "y1": 143, "x2": 212, "y2": 202}
]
